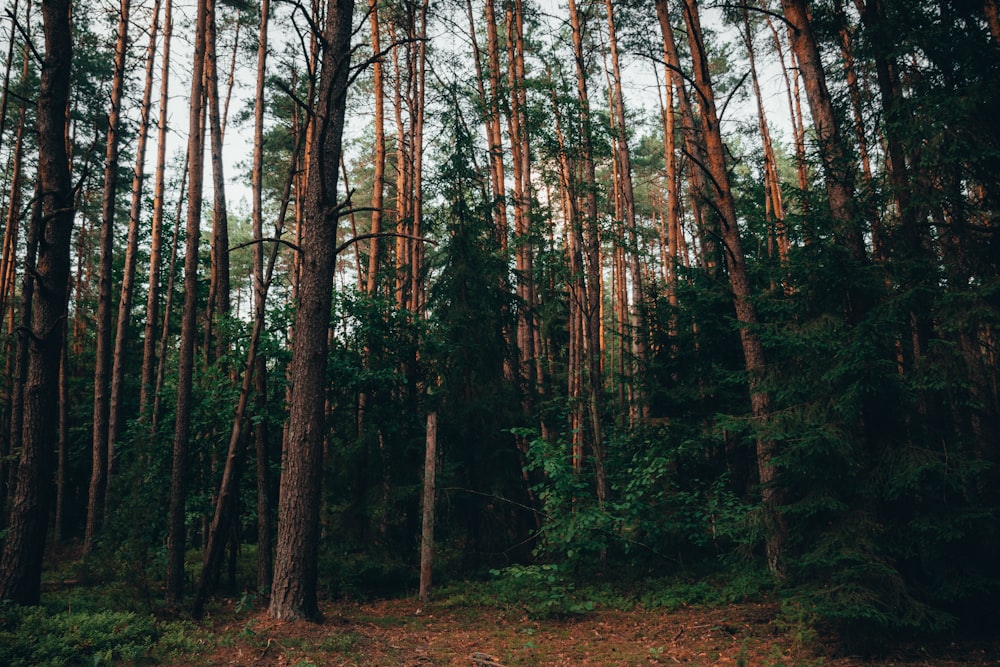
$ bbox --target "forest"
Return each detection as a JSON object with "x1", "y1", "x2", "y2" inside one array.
[{"x1": 0, "y1": 0, "x2": 999, "y2": 661}]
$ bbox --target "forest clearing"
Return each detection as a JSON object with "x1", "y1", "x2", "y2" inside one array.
[{"x1": 1, "y1": 0, "x2": 1000, "y2": 661}]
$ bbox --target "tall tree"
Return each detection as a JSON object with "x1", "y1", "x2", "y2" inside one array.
[
  {"x1": 269, "y1": 0, "x2": 355, "y2": 622},
  {"x1": 780, "y1": 0, "x2": 864, "y2": 260},
  {"x1": 203, "y1": 0, "x2": 230, "y2": 359},
  {"x1": 109, "y1": 0, "x2": 162, "y2": 491},
  {"x1": 676, "y1": 0, "x2": 785, "y2": 574},
  {"x1": 85, "y1": 0, "x2": 131, "y2": 554},
  {"x1": 139, "y1": 0, "x2": 173, "y2": 420},
  {"x1": 0, "y1": 0, "x2": 75, "y2": 605},
  {"x1": 166, "y1": 0, "x2": 209, "y2": 606},
  {"x1": 603, "y1": 0, "x2": 647, "y2": 422}
]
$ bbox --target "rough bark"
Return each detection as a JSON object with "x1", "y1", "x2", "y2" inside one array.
[
  {"x1": 86, "y1": 0, "x2": 131, "y2": 554},
  {"x1": 0, "y1": 0, "x2": 74, "y2": 605},
  {"x1": 140, "y1": 0, "x2": 173, "y2": 420},
  {"x1": 269, "y1": 0, "x2": 354, "y2": 622},
  {"x1": 166, "y1": 0, "x2": 208, "y2": 606}
]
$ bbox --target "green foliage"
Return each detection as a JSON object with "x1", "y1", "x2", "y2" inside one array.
[
  {"x1": 487, "y1": 564, "x2": 596, "y2": 618},
  {"x1": 0, "y1": 605, "x2": 158, "y2": 666}
]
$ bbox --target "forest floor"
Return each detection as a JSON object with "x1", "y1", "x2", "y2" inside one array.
[{"x1": 178, "y1": 596, "x2": 1000, "y2": 667}]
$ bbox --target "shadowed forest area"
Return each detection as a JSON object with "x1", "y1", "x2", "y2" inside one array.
[{"x1": 1, "y1": 0, "x2": 999, "y2": 663}]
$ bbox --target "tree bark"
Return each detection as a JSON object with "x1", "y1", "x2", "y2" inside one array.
[
  {"x1": 603, "y1": 0, "x2": 647, "y2": 423},
  {"x1": 109, "y1": 0, "x2": 161, "y2": 486},
  {"x1": 0, "y1": 0, "x2": 74, "y2": 605},
  {"x1": 85, "y1": 0, "x2": 131, "y2": 554},
  {"x1": 780, "y1": 0, "x2": 864, "y2": 259},
  {"x1": 366, "y1": 0, "x2": 385, "y2": 295},
  {"x1": 269, "y1": 0, "x2": 355, "y2": 622},
  {"x1": 166, "y1": 0, "x2": 209, "y2": 606},
  {"x1": 140, "y1": 0, "x2": 173, "y2": 420},
  {"x1": 678, "y1": 0, "x2": 785, "y2": 576},
  {"x1": 204, "y1": 0, "x2": 230, "y2": 360},
  {"x1": 418, "y1": 411, "x2": 437, "y2": 603}
]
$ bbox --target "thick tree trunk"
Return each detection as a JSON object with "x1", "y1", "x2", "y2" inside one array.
[
  {"x1": 985, "y1": 0, "x2": 1000, "y2": 47},
  {"x1": 0, "y1": 0, "x2": 74, "y2": 604},
  {"x1": 269, "y1": 0, "x2": 354, "y2": 622},
  {"x1": 86, "y1": 0, "x2": 131, "y2": 554},
  {"x1": 166, "y1": 0, "x2": 209, "y2": 606}
]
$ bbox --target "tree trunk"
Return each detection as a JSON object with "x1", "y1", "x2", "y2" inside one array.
[
  {"x1": 418, "y1": 411, "x2": 437, "y2": 603},
  {"x1": 85, "y1": 0, "x2": 131, "y2": 555},
  {"x1": 985, "y1": 0, "x2": 1000, "y2": 47},
  {"x1": 0, "y1": 15, "x2": 30, "y2": 520},
  {"x1": 140, "y1": 0, "x2": 173, "y2": 420},
  {"x1": 366, "y1": 0, "x2": 385, "y2": 295},
  {"x1": 166, "y1": 0, "x2": 209, "y2": 606},
  {"x1": 603, "y1": 0, "x2": 646, "y2": 423},
  {"x1": 678, "y1": 0, "x2": 785, "y2": 576},
  {"x1": 109, "y1": 0, "x2": 161, "y2": 490},
  {"x1": 269, "y1": 0, "x2": 354, "y2": 622},
  {"x1": 204, "y1": 0, "x2": 230, "y2": 360},
  {"x1": 251, "y1": 0, "x2": 274, "y2": 595},
  {"x1": 780, "y1": 0, "x2": 864, "y2": 259},
  {"x1": 506, "y1": 0, "x2": 537, "y2": 404},
  {"x1": 0, "y1": 0, "x2": 74, "y2": 604},
  {"x1": 741, "y1": 7, "x2": 787, "y2": 274},
  {"x1": 654, "y1": 0, "x2": 716, "y2": 278}
]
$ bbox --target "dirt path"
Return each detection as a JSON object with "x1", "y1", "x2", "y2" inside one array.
[{"x1": 182, "y1": 598, "x2": 999, "y2": 666}]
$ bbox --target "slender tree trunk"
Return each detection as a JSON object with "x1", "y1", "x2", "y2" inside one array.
[
  {"x1": 366, "y1": 0, "x2": 385, "y2": 295},
  {"x1": 0, "y1": 16, "x2": 30, "y2": 518},
  {"x1": 418, "y1": 411, "x2": 437, "y2": 603},
  {"x1": 109, "y1": 0, "x2": 161, "y2": 490},
  {"x1": 506, "y1": 0, "x2": 537, "y2": 404},
  {"x1": 654, "y1": 0, "x2": 717, "y2": 277},
  {"x1": 741, "y1": 7, "x2": 788, "y2": 278},
  {"x1": 482, "y1": 0, "x2": 509, "y2": 250},
  {"x1": 603, "y1": 0, "x2": 646, "y2": 423},
  {"x1": 140, "y1": 0, "x2": 173, "y2": 420},
  {"x1": 0, "y1": 0, "x2": 21, "y2": 160},
  {"x1": 204, "y1": 0, "x2": 230, "y2": 360},
  {"x1": 56, "y1": 300, "x2": 69, "y2": 543},
  {"x1": 678, "y1": 0, "x2": 785, "y2": 576},
  {"x1": 152, "y1": 159, "x2": 186, "y2": 433},
  {"x1": 166, "y1": 0, "x2": 209, "y2": 606},
  {"x1": 269, "y1": 0, "x2": 354, "y2": 622},
  {"x1": 85, "y1": 0, "x2": 131, "y2": 554},
  {"x1": 780, "y1": 0, "x2": 863, "y2": 259},
  {"x1": 832, "y1": 0, "x2": 881, "y2": 257},
  {"x1": 0, "y1": 0, "x2": 74, "y2": 604},
  {"x1": 251, "y1": 0, "x2": 274, "y2": 596}
]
